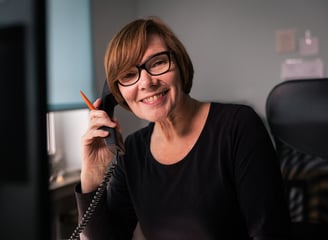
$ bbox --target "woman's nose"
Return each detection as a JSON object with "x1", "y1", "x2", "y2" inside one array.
[{"x1": 138, "y1": 69, "x2": 157, "y2": 89}]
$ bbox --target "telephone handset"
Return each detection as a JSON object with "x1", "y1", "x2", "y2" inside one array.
[
  {"x1": 68, "y1": 81, "x2": 125, "y2": 240},
  {"x1": 99, "y1": 81, "x2": 125, "y2": 154}
]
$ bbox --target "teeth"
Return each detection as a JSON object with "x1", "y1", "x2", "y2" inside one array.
[{"x1": 143, "y1": 91, "x2": 165, "y2": 103}]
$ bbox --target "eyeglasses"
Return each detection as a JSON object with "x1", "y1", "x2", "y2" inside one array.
[{"x1": 117, "y1": 51, "x2": 172, "y2": 87}]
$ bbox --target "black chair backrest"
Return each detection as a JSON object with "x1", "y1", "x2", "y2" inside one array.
[
  {"x1": 266, "y1": 78, "x2": 328, "y2": 232},
  {"x1": 266, "y1": 78, "x2": 328, "y2": 159}
]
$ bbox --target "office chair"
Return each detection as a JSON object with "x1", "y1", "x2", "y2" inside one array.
[{"x1": 266, "y1": 78, "x2": 328, "y2": 239}]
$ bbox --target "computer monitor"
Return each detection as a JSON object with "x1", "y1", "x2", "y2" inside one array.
[{"x1": 0, "y1": 0, "x2": 50, "y2": 239}]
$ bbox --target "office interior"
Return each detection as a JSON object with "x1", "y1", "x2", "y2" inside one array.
[{"x1": 1, "y1": 0, "x2": 327, "y2": 239}]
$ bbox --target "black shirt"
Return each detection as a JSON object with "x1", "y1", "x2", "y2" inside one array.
[{"x1": 75, "y1": 103, "x2": 290, "y2": 240}]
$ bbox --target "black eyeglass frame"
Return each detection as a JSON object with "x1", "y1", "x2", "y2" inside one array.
[{"x1": 117, "y1": 50, "x2": 172, "y2": 87}]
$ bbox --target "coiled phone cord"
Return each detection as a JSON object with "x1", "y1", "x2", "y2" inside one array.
[{"x1": 68, "y1": 152, "x2": 118, "y2": 240}]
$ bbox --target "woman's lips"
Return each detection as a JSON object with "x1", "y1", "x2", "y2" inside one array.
[{"x1": 141, "y1": 90, "x2": 169, "y2": 104}]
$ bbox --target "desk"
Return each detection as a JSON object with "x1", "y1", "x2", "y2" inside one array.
[{"x1": 50, "y1": 170, "x2": 80, "y2": 240}]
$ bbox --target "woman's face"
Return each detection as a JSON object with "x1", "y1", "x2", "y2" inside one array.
[{"x1": 118, "y1": 35, "x2": 183, "y2": 122}]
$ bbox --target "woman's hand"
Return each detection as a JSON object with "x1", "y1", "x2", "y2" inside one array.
[{"x1": 80, "y1": 98, "x2": 119, "y2": 193}]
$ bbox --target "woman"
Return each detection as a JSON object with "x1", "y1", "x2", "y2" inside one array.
[{"x1": 75, "y1": 16, "x2": 290, "y2": 239}]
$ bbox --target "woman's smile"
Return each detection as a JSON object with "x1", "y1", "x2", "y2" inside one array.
[{"x1": 141, "y1": 89, "x2": 169, "y2": 104}]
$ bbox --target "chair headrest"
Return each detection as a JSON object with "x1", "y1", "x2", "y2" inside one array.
[{"x1": 266, "y1": 78, "x2": 328, "y2": 159}]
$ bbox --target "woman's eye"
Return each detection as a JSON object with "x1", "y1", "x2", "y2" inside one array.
[
  {"x1": 154, "y1": 60, "x2": 165, "y2": 66},
  {"x1": 122, "y1": 71, "x2": 137, "y2": 81},
  {"x1": 150, "y1": 58, "x2": 167, "y2": 68}
]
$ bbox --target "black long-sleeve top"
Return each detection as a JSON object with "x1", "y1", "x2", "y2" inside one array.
[{"x1": 75, "y1": 103, "x2": 291, "y2": 239}]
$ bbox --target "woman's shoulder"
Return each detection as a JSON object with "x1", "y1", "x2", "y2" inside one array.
[
  {"x1": 208, "y1": 102, "x2": 267, "y2": 138},
  {"x1": 207, "y1": 102, "x2": 265, "y2": 133},
  {"x1": 209, "y1": 102, "x2": 258, "y2": 119}
]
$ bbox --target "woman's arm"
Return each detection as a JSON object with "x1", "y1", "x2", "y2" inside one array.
[
  {"x1": 232, "y1": 106, "x2": 291, "y2": 239},
  {"x1": 75, "y1": 155, "x2": 138, "y2": 240},
  {"x1": 75, "y1": 184, "x2": 113, "y2": 240},
  {"x1": 74, "y1": 97, "x2": 137, "y2": 239}
]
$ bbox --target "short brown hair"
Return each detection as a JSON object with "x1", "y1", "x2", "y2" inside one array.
[{"x1": 104, "y1": 16, "x2": 194, "y2": 110}]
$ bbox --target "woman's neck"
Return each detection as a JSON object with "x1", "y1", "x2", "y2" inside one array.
[
  {"x1": 154, "y1": 97, "x2": 204, "y2": 141},
  {"x1": 150, "y1": 98, "x2": 210, "y2": 164}
]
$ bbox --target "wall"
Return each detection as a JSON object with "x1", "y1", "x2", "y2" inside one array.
[
  {"x1": 46, "y1": 0, "x2": 94, "y2": 111},
  {"x1": 49, "y1": 109, "x2": 89, "y2": 174}
]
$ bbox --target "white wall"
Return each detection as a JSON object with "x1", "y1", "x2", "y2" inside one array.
[{"x1": 50, "y1": 109, "x2": 89, "y2": 174}]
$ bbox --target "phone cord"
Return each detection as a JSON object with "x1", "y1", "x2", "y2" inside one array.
[{"x1": 68, "y1": 153, "x2": 118, "y2": 240}]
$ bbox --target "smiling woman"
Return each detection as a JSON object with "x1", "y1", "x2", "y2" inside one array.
[{"x1": 73, "y1": 16, "x2": 291, "y2": 240}]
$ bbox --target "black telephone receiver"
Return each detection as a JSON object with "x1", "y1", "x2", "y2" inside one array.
[
  {"x1": 99, "y1": 80, "x2": 125, "y2": 154},
  {"x1": 68, "y1": 81, "x2": 124, "y2": 240}
]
